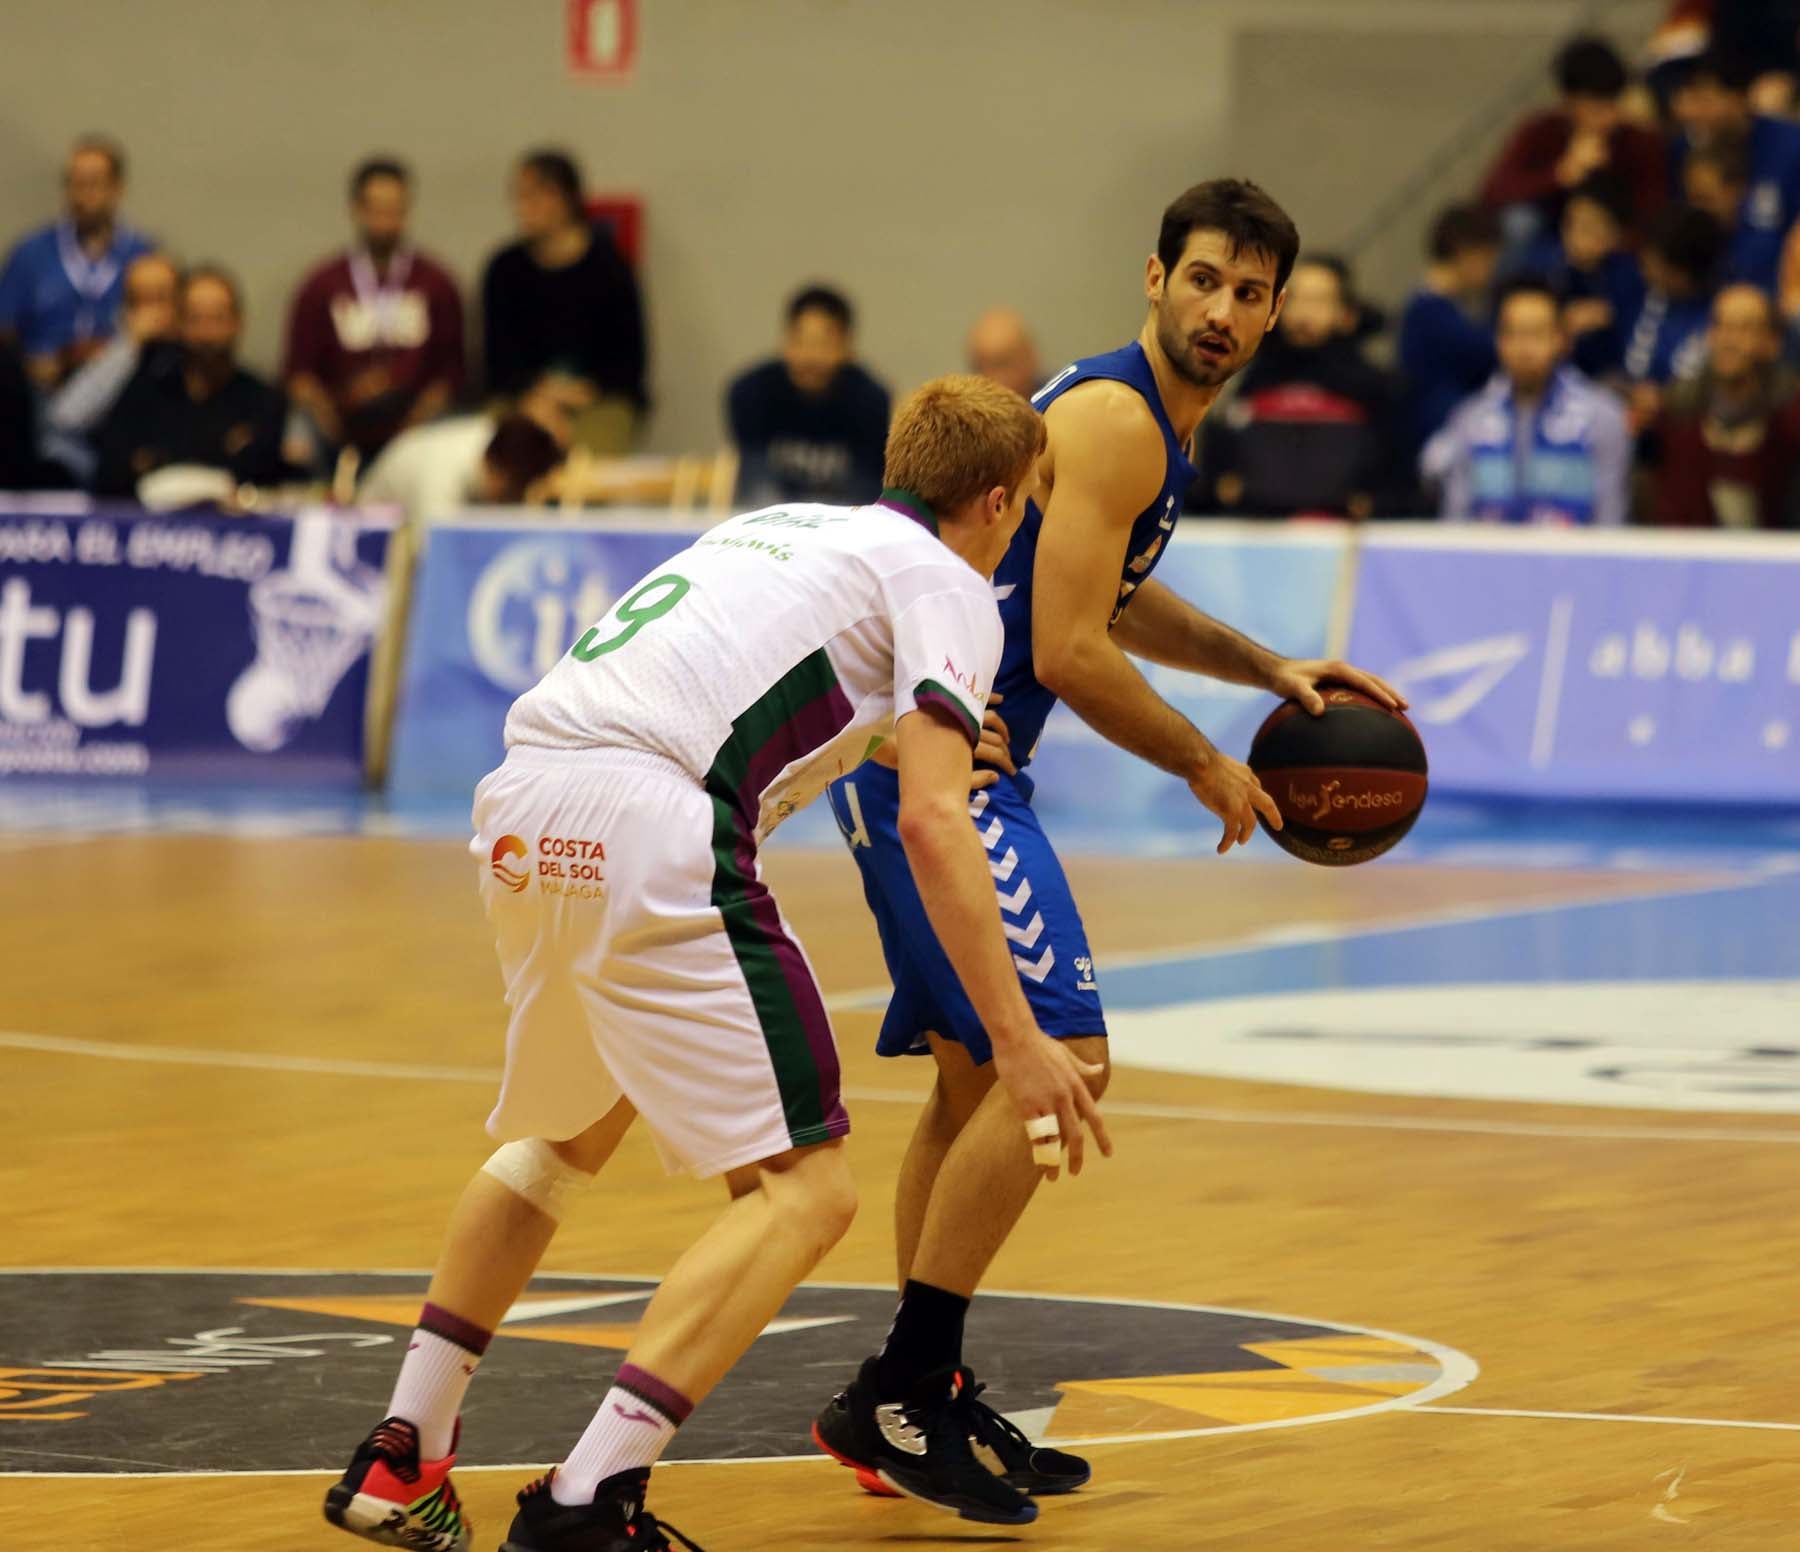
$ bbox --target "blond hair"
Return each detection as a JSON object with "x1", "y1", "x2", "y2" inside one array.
[{"x1": 883, "y1": 374, "x2": 1045, "y2": 518}]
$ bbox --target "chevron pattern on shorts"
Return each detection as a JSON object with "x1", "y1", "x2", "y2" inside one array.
[{"x1": 970, "y1": 790, "x2": 1055, "y2": 983}]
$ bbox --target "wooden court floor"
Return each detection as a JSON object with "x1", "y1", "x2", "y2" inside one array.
[{"x1": 3, "y1": 831, "x2": 1797, "y2": 1548}]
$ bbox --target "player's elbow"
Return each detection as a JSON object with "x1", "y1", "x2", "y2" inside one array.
[
  {"x1": 896, "y1": 792, "x2": 970, "y2": 861},
  {"x1": 1034, "y1": 632, "x2": 1102, "y2": 700}
]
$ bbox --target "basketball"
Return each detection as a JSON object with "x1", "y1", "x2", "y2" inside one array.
[{"x1": 1247, "y1": 686, "x2": 1427, "y2": 866}]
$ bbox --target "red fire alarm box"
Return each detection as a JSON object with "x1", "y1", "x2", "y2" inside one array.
[{"x1": 567, "y1": 0, "x2": 636, "y2": 81}]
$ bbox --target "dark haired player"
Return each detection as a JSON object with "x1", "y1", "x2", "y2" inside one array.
[{"x1": 812, "y1": 180, "x2": 1405, "y2": 1522}]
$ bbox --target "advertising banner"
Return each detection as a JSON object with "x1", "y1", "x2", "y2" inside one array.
[
  {"x1": 387, "y1": 519, "x2": 705, "y2": 798},
  {"x1": 0, "y1": 504, "x2": 393, "y2": 783},
  {"x1": 1347, "y1": 527, "x2": 1800, "y2": 803}
]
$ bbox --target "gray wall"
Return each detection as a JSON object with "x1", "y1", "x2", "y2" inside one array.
[{"x1": 1, "y1": 0, "x2": 1659, "y2": 454}]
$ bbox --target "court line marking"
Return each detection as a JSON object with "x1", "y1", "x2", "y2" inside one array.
[
  {"x1": 821, "y1": 870, "x2": 1764, "y2": 1012},
  {"x1": 1420, "y1": 1405, "x2": 1800, "y2": 1434},
  {"x1": 7, "y1": 1030, "x2": 1800, "y2": 1145},
  {"x1": 0, "y1": 1272, "x2": 1478, "y2": 1477}
]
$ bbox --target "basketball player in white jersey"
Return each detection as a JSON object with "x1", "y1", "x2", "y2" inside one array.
[{"x1": 323, "y1": 376, "x2": 1109, "y2": 1552}]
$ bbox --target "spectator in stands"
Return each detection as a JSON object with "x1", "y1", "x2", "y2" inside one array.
[
  {"x1": 1622, "y1": 205, "x2": 1724, "y2": 421},
  {"x1": 1520, "y1": 172, "x2": 1647, "y2": 378},
  {"x1": 481, "y1": 148, "x2": 646, "y2": 454},
  {"x1": 359, "y1": 374, "x2": 575, "y2": 522},
  {"x1": 726, "y1": 285, "x2": 890, "y2": 507},
  {"x1": 1400, "y1": 203, "x2": 1501, "y2": 457},
  {"x1": 41, "y1": 252, "x2": 180, "y2": 485},
  {"x1": 1682, "y1": 135, "x2": 1750, "y2": 231},
  {"x1": 966, "y1": 306, "x2": 1044, "y2": 399},
  {"x1": 1481, "y1": 36, "x2": 1666, "y2": 251},
  {"x1": 1669, "y1": 48, "x2": 1800, "y2": 293},
  {"x1": 93, "y1": 266, "x2": 294, "y2": 498},
  {"x1": 362, "y1": 412, "x2": 562, "y2": 521},
  {"x1": 1645, "y1": 281, "x2": 1800, "y2": 526},
  {"x1": 1202, "y1": 255, "x2": 1398, "y2": 519},
  {"x1": 0, "y1": 136, "x2": 154, "y2": 390},
  {"x1": 1422, "y1": 278, "x2": 1630, "y2": 525},
  {"x1": 284, "y1": 158, "x2": 465, "y2": 466}
]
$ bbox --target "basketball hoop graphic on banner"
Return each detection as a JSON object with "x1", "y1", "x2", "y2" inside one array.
[
  {"x1": 567, "y1": 0, "x2": 636, "y2": 81},
  {"x1": 226, "y1": 517, "x2": 383, "y2": 754}
]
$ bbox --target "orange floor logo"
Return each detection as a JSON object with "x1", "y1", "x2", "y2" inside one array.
[{"x1": 490, "y1": 835, "x2": 530, "y2": 892}]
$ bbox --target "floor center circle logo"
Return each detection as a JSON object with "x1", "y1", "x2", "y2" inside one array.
[{"x1": 0, "y1": 1272, "x2": 1475, "y2": 1473}]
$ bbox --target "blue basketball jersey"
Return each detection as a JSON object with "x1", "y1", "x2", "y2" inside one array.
[{"x1": 995, "y1": 341, "x2": 1198, "y2": 768}]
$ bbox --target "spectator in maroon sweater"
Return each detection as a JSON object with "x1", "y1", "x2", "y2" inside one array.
[
  {"x1": 1645, "y1": 282, "x2": 1800, "y2": 526},
  {"x1": 1482, "y1": 36, "x2": 1667, "y2": 248},
  {"x1": 284, "y1": 158, "x2": 465, "y2": 464}
]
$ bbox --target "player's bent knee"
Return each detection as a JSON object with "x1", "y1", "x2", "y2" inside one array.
[
  {"x1": 764, "y1": 1144, "x2": 858, "y2": 1252},
  {"x1": 481, "y1": 1138, "x2": 595, "y2": 1223}
]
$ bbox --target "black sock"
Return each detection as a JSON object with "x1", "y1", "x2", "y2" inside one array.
[{"x1": 874, "y1": 1279, "x2": 971, "y2": 1399}]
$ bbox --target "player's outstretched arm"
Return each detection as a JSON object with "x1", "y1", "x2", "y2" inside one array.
[
  {"x1": 1110, "y1": 577, "x2": 1281, "y2": 684},
  {"x1": 894, "y1": 705, "x2": 1110, "y2": 1177},
  {"x1": 1111, "y1": 578, "x2": 1408, "y2": 714}
]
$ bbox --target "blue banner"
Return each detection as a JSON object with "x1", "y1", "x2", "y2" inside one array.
[
  {"x1": 1348, "y1": 527, "x2": 1800, "y2": 802},
  {"x1": 1027, "y1": 526, "x2": 1346, "y2": 830},
  {"x1": 0, "y1": 504, "x2": 392, "y2": 783},
  {"x1": 388, "y1": 520, "x2": 706, "y2": 798}
]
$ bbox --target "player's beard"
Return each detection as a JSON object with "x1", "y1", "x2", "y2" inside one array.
[{"x1": 1155, "y1": 304, "x2": 1257, "y2": 389}]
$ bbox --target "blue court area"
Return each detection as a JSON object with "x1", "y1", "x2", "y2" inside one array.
[{"x1": 8, "y1": 777, "x2": 1796, "y2": 1121}]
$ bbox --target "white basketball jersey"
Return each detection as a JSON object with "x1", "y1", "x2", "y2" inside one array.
[{"x1": 504, "y1": 499, "x2": 1002, "y2": 841}]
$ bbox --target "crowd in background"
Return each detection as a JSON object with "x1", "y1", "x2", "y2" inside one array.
[
  {"x1": 1207, "y1": 33, "x2": 1800, "y2": 529},
  {"x1": 5, "y1": 11, "x2": 1800, "y2": 530}
]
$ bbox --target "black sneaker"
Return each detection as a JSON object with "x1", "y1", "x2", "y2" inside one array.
[
  {"x1": 812, "y1": 1358, "x2": 1037, "y2": 1525},
  {"x1": 499, "y1": 1467, "x2": 705, "y2": 1552},
  {"x1": 322, "y1": 1415, "x2": 471, "y2": 1551},
  {"x1": 966, "y1": 1381, "x2": 1091, "y2": 1494}
]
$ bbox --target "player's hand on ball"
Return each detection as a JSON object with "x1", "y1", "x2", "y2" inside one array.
[
  {"x1": 1190, "y1": 748, "x2": 1282, "y2": 854},
  {"x1": 992, "y1": 1028, "x2": 1111, "y2": 1181},
  {"x1": 1269, "y1": 658, "x2": 1408, "y2": 716},
  {"x1": 971, "y1": 694, "x2": 1015, "y2": 790}
]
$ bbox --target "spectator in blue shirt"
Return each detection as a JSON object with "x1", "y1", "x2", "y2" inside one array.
[
  {"x1": 1669, "y1": 49, "x2": 1800, "y2": 294},
  {"x1": 1399, "y1": 203, "x2": 1502, "y2": 459},
  {"x1": 1518, "y1": 171, "x2": 1647, "y2": 379},
  {"x1": 1423, "y1": 278, "x2": 1631, "y2": 526},
  {"x1": 1621, "y1": 205, "x2": 1724, "y2": 426},
  {"x1": 0, "y1": 137, "x2": 154, "y2": 391}
]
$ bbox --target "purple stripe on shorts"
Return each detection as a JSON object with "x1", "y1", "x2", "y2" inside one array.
[
  {"x1": 615, "y1": 1362, "x2": 695, "y2": 1425},
  {"x1": 419, "y1": 1301, "x2": 494, "y2": 1357},
  {"x1": 730, "y1": 819, "x2": 847, "y2": 1137}
]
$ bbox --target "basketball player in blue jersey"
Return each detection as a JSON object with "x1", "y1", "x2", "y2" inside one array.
[{"x1": 811, "y1": 180, "x2": 1406, "y2": 1522}]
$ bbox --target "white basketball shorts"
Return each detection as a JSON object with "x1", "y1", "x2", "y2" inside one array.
[{"x1": 471, "y1": 744, "x2": 848, "y2": 1178}]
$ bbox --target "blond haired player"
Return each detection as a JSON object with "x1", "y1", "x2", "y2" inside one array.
[{"x1": 323, "y1": 376, "x2": 1108, "y2": 1552}]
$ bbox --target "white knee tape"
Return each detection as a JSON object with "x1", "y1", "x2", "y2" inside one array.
[{"x1": 481, "y1": 1139, "x2": 593, "y2": 1221}]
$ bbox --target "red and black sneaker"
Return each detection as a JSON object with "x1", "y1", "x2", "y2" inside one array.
[
  {"x1": 812, "y1": 1358, "x2": 1038, "y2": 1525},
  {"x1": 500, "y1": 1467, "x2": 706, "y2": 1552},
  {"x1": 323, "y1": 1415, "x2": 470, "y2": 1551},
  {"x1": 966, "y1": 1378, "x2": 1091, "y2": 1495}
]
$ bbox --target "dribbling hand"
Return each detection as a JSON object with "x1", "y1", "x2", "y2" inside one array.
[{"x1": 1189, "y1": 748, "x2": 1282, "y2": 855}]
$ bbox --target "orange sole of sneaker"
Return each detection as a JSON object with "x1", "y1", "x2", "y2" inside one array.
[{"x1": 808, "y1": 1422, "x2": 901, "y2": 1498}]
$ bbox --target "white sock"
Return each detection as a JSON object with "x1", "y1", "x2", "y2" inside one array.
[
  {"x1": 387, "y1": 1324, "x2": 487, "y2": 1460},
  {"x1": 551, "y1": 1370, "x2": 691, "y2": 1506}
]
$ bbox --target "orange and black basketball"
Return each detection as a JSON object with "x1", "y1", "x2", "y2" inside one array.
[{"x1": 1247, "y1": 686, "x2": 1427, "y2": 867}]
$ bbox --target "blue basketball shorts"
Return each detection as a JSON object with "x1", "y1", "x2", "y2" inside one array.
[{"x1": 824, "y1": 762, "x2": 1106, "y2": 1065}]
